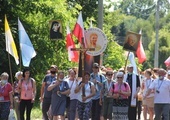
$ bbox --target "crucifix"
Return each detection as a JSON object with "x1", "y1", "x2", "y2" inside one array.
[{"x1": 71, "y1": 37, "x2": 95, "y2": 97}]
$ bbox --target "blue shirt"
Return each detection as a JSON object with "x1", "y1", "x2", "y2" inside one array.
[
  {"x1": 43, "y1": 74, "x2": 56, "y2": 98},
  {"x1": 90, "y1": 73, "x2": 105, "y2": 100}
]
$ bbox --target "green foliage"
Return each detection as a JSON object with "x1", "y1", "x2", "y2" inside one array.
[
  {"x1": 102, "y1": 10, "x2": 126, "y2": 70},
  {"x1": 146, "y1": 16, "x2": 170, "y2": 68},
  {"x1": 103, "y1": 41, "x2": 125, "y2": 70},
  {"x1": 118, "y1": 0, "x2": 157, "y2": 20},
  {"x1": 0, "y1": 0, "x2": 79, "y2": 100},
  {"x1": 1, "y1": 0, "x2": 170, "y2": 104},
  {"x1": 66, "y1": 0, "x2": 98, "y2": 21},
  {"x1": 113, "y1": 0, "x2": 170, "y2": 70}
]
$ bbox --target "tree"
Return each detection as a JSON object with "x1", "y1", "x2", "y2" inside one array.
[
  {"x1": 144, "y1": 10, "x2": 170, "y2": 68},
  {"x1": 66, "y1": 0, "x2": 98, "y2": 22},
  {"x1": 118, "y1": 0, "x2": 156, "y2": 20},
  {"x1": 0, "y1": 0, "x2": 79, "y2": 100},
  {"x1": 102, "y1": 10, "x2": 126, "y2": 70}
]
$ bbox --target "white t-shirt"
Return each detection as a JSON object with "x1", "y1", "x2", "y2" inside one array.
[
  {"x1": 143, "y1": 78, "x2": 154, "y2": 98},
  {"x1": 77, "y1": 81, "x2": 94, "y2": 103},
  {"x1": 149, "y1": 78, "x2": 170, "y2": 103},
  {"x1": 65, "y1": 78, "x2": 80, "y2": 100}
]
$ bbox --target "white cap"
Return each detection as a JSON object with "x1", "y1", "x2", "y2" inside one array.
[
  {"x1": 116, "y1": 72, "x2": 124, "y2": 77},
  {"x1": 127, "y1": 64, "x2": 133, "y2": 68}
]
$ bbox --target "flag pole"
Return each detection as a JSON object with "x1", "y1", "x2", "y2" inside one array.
[
  {"x1": 5, "y1": 15, "x2": 19, "y2": 84},
  {"x1": 124, "y1": 51, "x2": 130, "y2": 73},
  {"x1": 19, "y1": 48, "x2": 22, "y2": 70},
  {"x1": 7, "y1": 53, "x2": 14, "y2": 85},
  {"x1": 18, "y1": 18, "x2": 22, "y2": 71}
]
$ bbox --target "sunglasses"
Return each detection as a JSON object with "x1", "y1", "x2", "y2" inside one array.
[
  {"x1": 107, "y1": 74, "x2": 113, "y2": 76},
  {"x1": 117, "y1": 77, "x2": 123, "y2": 79}
]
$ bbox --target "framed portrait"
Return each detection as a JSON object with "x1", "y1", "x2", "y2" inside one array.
[
  {"x1": 49, "y1": 20, "x2": 63, "y2": 40},
  {"x1": 85, "y1": 28, "x2": 107, "y2": 56},
  {"x1": 123, "y1": 31, "x2": 141, "y2": 52}
]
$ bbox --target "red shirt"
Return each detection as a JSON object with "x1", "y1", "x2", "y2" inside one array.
[{"x1": 0, "y1": 83, "x2": 12, "y2": 102}]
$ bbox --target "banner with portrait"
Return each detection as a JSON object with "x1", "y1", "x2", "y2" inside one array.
[
  {"x1": 78, "y1": 28, "x2": 107, "y2": 77},
  {"x1": 85, "y1": 28, "x2": 107, "y2": 56},
  {"x1": 123, "y1": 31, "x2": 141, "y2": 52},
  {"x1": 49, "y1": 20, "x2": 63, "y2": 40}
]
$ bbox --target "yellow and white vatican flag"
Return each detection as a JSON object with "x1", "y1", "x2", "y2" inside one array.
[{"x1": 5, "y1": 15, "x2": 19, "y2": 65}]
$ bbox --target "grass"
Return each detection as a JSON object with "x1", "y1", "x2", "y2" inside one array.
[
  {"x1": 31, "y1": 106, "x2": 43, "y2": 120},
  {"x1": 13, "y1": 105, "x2": 42, "y2": 120}
]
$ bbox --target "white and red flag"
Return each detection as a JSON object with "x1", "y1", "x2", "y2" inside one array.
[
  {"x1": 136, "y1": 30, "x2": 146, "y2": 64},
  {"x1": 73, "y1": 11, "x2": 85, "y2": 44},
  {"x1": 164, "y1": 56, "x2": 170, "y2": 67},
  {"x1": 66, "y1": 25, "x2": 79, "y2": 62}
]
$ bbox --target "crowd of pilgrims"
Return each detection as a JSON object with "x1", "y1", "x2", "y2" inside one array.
[{"x1": 1, "y1": 63, "x2": 170, "y2": 120}]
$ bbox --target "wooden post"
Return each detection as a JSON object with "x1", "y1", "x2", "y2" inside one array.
[{"x1": 71, "y1": 38, "x2": 95, "y2": 96}]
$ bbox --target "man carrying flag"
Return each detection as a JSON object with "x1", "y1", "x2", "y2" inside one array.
[
  {"x1": 123, "y1": 31, "x2": 141, "y2": 120},
  {"x1": 124, "y1": 64, "x2": 140, "y2": 120}
]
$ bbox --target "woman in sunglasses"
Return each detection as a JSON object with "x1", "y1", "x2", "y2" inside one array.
[
  {"x1": 100, "y1": 69, "x2": 115, "y2": 120},
  {"x1": 109, "y1": 72, "x2": 131, "y2": 120}
]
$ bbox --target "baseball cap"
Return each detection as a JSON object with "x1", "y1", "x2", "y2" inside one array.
[
  {"x1": 127, "y1": 64, "x2": 133, "y2": 68},
  {"x1": 50, "y1": 65, "x2": 57, "y2": 69},
  {"x1": 93, "y1": 63, "x2": 99, "y2": 68}
]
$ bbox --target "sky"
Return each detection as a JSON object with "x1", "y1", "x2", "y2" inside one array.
[
  {"x1": 104, "y1": 0, "x2": 170, "y2": 11},
  {"x1": 103, "y1": 0, "x2": 121, "y2": 11},
  {"x1": 104, "y1": 0, "x2": 170, "y2": 4},
  {"x1": 104, "y1": 0, "x2": 120, "y2": 4}
]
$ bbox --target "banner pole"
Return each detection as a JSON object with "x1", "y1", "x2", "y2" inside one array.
[
  {"x1": 7, "y1": 53, "x2": 14, "y2": 85},
  {"x1": 124, "y1": 51, "x2": 130, "y2": 73}
]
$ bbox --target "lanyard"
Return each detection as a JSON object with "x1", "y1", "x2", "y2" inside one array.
[
  {"x1": 24, "y1": 79, "x2": 30, "y2": 91},
  {"x1": 106, "y1": 80, "x2": 112, "y2": 91},
  {"x1": 157, "y1": 80, "x2": 163, "y2": 90},
  {"x1": 59, "y1": 82, "x2": 64, "y2": 91},
  {"x1": 0, "y1": 84, "x2": 6, "y2": 93},
  {"x1": 50, "y1": 76, "x2": 55, "y2": 83},
  {"x1": 24, "y1": 80, "x2": 29, "y2": 97},
  {"x1": 92, "y1": 74, "x2": 99, "y2": 91},
  {"x1": 69, "y1": 79, "x2": 75, "y2": 89}
]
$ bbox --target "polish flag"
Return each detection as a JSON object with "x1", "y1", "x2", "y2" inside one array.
[
  {"x1": 66, "y1": 26, "x2": 79, "y2": 62},
  {"x1": 73, "y1": 11, "x2": 85, "y2": 44},
  {"x1": 136, "y1": 30, "x2": 146, "y2": 64}
]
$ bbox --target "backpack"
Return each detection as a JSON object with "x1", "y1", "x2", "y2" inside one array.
[
  {"x1": 112, "y1": 82, "x2": 127, "y2": 93},
  {"x1": 103, "y1": 80, "x2": 115, "y2": 92},
  {"x1": 79, "y1": 81, "x2": 92, "y2": 89},
  {"x1": 91, "y1": 74, "x2": 103, "y2": 83}
]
